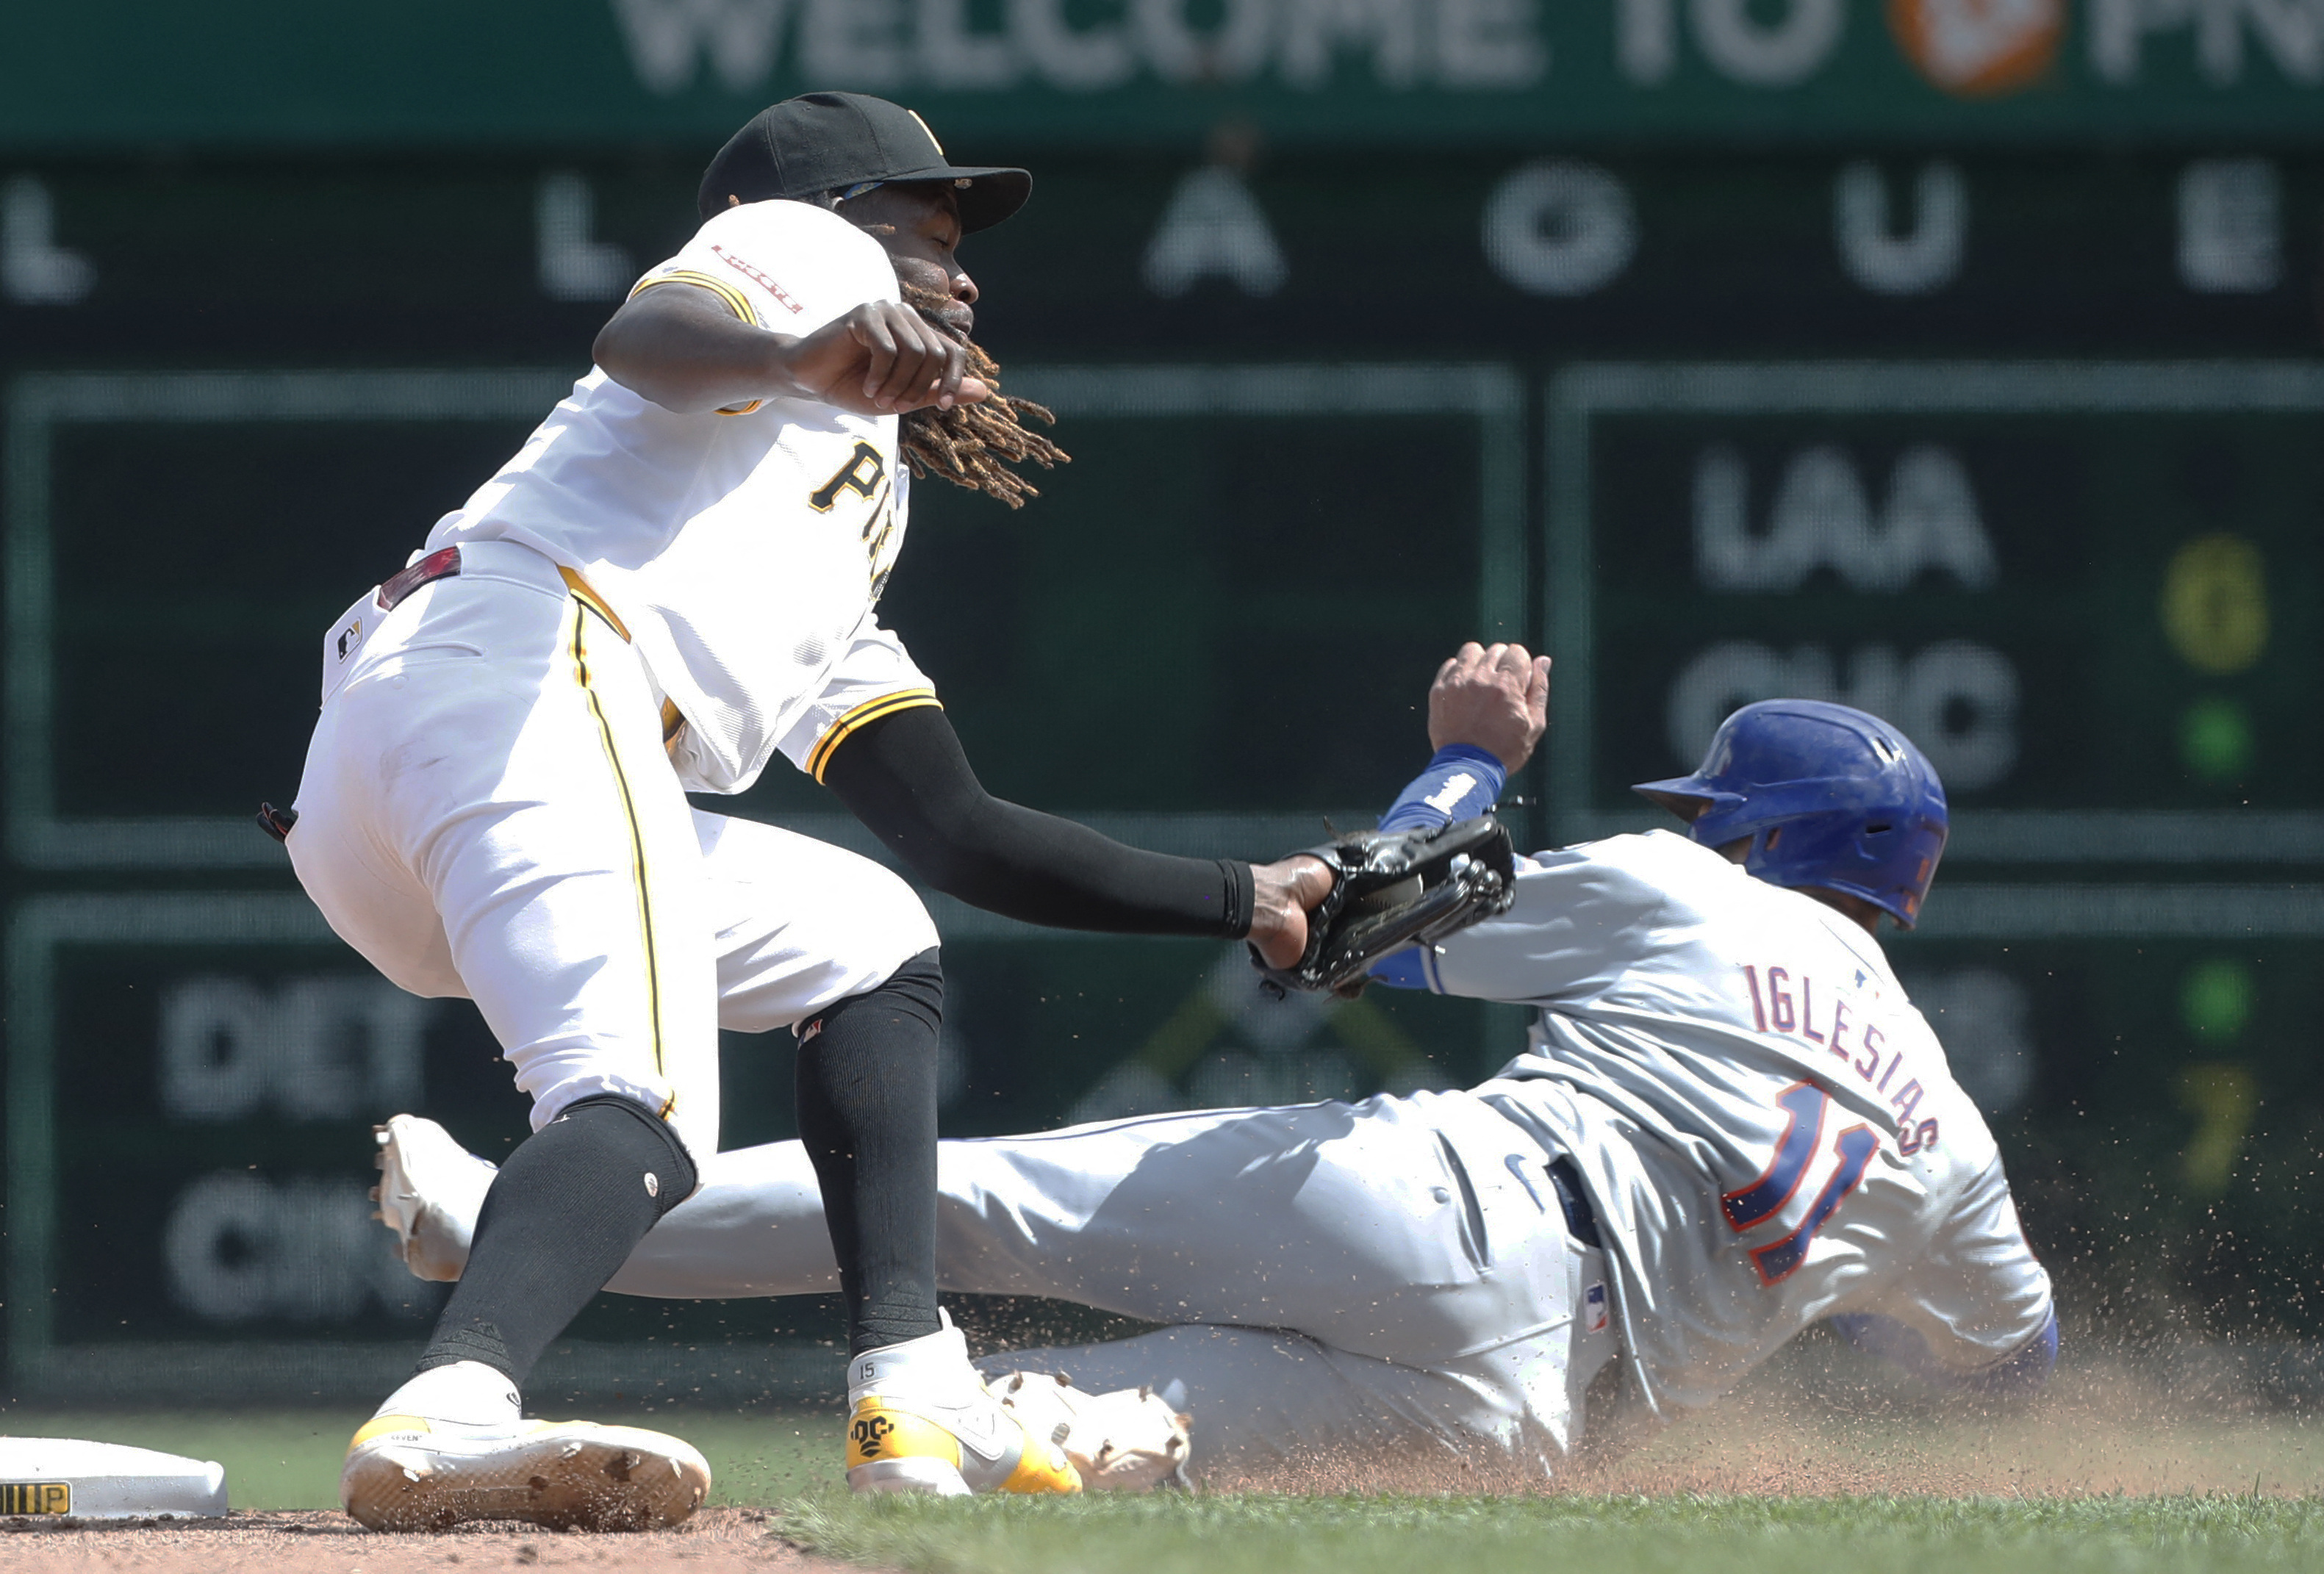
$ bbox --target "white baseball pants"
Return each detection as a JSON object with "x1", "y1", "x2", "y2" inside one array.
[
  {"x1": 606, "y1": 1087, "x2": 1618, "y2": 1477},
  {"x1": 288, "y1": 540, "x2": 938, "y2": 1165}
]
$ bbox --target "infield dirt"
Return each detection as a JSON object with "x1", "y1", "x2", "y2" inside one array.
[
  {"x1": 8, "y1": 1357, "x2": 2323, "y2": 1573},
  {"x1": 0, "y1": 1507, "x2": 853, "y2": 1573}
]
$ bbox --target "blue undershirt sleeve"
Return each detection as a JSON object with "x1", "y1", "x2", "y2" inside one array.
[
  {"x1": 1368, "y1": 745, "x2": 1510, "y2": 990},
  {"x1": 1377, "y1": 745, "x2": 1507, "y2": 833},
  {"x1": 1369, "y1": 949, "x2": 1432, "y2": 991}
]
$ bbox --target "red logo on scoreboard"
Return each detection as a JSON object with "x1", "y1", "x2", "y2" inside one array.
[{"x1": 1887, "y1": 0, "x2": 2062, "y2": 96}]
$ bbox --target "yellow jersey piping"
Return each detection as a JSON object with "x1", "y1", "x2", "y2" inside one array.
[
  {"x1": 806, "y1": 688, "x2": 942, "y2": 783},
  {"x1": 629, "y1": 268, "x2": 759, "y2": 326},
  {"x1": 628, "y1": 271, "x2": 766, "y2": 414},
  {"x1": 558, "y1": 566, "x2": 632, "y2": 642},
  {"x1": 568, "y1": 602, "x2": 671, "y2": 1110}
]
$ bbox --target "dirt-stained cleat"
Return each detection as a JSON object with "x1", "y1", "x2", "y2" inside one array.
[
  {"x1": 340, "y1": 1413, "x2": 710, "y2": 1531},
  {"x1": 844, "y1": 1313, "x2": 1080, "y2": 1496},
  {"x1": 986, "y1": 1370, "x2": 1194, "y2": 1491},
  {"x1": 371, "y1": 1114, "x2": 498, "y2": 1282}
]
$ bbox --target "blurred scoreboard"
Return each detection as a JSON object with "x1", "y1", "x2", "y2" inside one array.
[
  {"x1": 1552, "y1": 362, "x2": 2324, "y2": 826},
  {"x1": 2, "y1": 147, "x2": 2321, "y2": 1390}
]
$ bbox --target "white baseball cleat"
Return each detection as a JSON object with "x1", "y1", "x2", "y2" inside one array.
[
  {"x1": 371, "y1": 1114, "x2": 497, "y2": 1282},
  {"x1": 986, "y1": 1370, "x2": 1194, "y2": 1490},
  {"x1": 843, "y1": 1314, "x2": 1081, "y2": 1496},
  {"x1": 341, "y1": 1412, "x2": 710, "y2": 1532}
]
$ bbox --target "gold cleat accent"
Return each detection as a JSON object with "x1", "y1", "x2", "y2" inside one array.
[
  {"x1": 844, "y1": 1395, "x2": 1080, "y2": 1496},
  {"x1": 839, "y1": 1311, "x2": 1081, "y2": 1496}
]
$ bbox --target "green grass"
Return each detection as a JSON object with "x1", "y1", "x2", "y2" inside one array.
[
  {"x1": 13, "y1": 1401, "x2": 2324, "y2": 1574},
  {"x1": 780, "y1": 1493, "x2": 2324, "y2": 1574}
]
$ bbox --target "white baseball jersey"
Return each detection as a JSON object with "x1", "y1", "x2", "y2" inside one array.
[
  {"x1": 1417, "y1": 831, "x2": 2052, "y2": 1414},
  {"x1": 293, "y1": 541, "x2": 944, "y2": 1162},
  {"x1": 426, "y1": 198, "x2": 936, "y2": 795}
]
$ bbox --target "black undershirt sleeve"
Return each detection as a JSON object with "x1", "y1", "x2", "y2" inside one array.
[{"x1": 821, "y1": 704, "x2": 1255, "y2": 939}]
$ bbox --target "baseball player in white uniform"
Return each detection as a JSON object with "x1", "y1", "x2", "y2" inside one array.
[
  {"x1": 369, "y1": 647, "x2": 2058, "y2": 1481},
  {"x1": 282, "y1": 92, "x2": 1327, "y2": 1528}
]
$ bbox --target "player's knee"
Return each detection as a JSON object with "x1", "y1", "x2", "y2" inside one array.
[
  {"x1": 550, "y1": 1093, "x2": 699, "y2": 1218},
  {"x1": 808, "y1": 947, "x2": 944, "y2": 1041}
]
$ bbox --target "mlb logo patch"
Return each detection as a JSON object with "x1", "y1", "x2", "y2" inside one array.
[
  {"x1": 1585, "y1": 1282, "x2": 1609, "y2": 1333},
  {"x1": 334, "y1": 617, "x2": 362, "y2": 662}
]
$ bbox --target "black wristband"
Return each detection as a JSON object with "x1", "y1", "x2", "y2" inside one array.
[{"x1": 1219, "y1": 858, "x2": 1255, "y2": 939}]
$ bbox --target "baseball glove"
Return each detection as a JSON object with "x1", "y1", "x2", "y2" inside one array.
[{"x1": 1251, "y1": 814, "x2": 1518, "y2": 997}]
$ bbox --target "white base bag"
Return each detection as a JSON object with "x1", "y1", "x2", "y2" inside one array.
[{"x1": 0, "y1": 1438, "x2": 229, "y2": 1519}]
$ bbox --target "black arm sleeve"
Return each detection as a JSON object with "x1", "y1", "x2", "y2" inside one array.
[{"x1": 821, "y1": 704, "x2": 1255, "y2": 939}]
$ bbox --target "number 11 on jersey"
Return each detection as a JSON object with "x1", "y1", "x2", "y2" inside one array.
[{"x1": 1721, "y1": 1081, "x2": 1878, "y2": 1286}]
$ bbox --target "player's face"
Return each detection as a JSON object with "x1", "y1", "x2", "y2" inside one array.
[{"x1": 840, "y1": 184, "x2": 978, "y2": 336}]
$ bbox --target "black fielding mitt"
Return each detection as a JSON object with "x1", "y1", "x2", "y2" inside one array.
[{"x1": 1252, "y1": 814, "x2": 1518, "y2": 998}]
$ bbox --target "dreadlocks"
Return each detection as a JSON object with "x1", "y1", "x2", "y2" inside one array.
[{"x1": 895, "y1": 282, "x2": 1068, "y2": 510}]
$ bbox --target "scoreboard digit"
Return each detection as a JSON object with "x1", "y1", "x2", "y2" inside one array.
[{"x1": 1550, "y1": 361, "x2": 2324, "y2": 841}]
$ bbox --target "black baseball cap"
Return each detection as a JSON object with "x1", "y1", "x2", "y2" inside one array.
[{"x1": 697, "y1": 92, "x2": 1030, "y2": 231}]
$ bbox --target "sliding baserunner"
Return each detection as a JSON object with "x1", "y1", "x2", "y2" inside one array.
[{"x1": 371, "y1": 645, "x2": 2056, "y2": 1481}]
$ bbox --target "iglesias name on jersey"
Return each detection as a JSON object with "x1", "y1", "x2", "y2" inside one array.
[
  {"x1": 426, "y1": 198, "x2": 935, "y2": 796},
  {"x1": 1418, "y1": 830, "x2": 2054, "y2": 1415}
]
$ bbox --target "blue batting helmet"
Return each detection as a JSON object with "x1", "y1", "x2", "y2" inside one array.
[{"x1": 1632, "y1": 700, "x2": 1948, "y2": 927}]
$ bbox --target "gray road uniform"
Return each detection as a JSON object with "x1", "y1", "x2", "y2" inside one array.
[
  {"x1": 397, "y1": 799, "x2": 2052, "y2": 1473},
  {"x1": 488, "y1": 825, "x2": 2051, "y2": 1478},
  {"x1": 1439, "y1": 830, "x2": 2052, "y2": 1417}
]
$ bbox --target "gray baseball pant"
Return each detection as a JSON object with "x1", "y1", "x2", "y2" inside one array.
[{"x1": 605, "y1": 1086, "x2": 1618, "y2": 1478}]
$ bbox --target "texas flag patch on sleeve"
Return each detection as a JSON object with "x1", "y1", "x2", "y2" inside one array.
[{"x1": 1585, "y1": 1282, "x2": 1610, "y2": 1333}]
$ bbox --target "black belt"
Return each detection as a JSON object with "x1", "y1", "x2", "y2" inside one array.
[
  {"x1": 1546, "y1": 1156, "x2": 1602, "y2": 1251},
  {"x1": 377, "y1": 545, "x2": 463, "y2": 611}
]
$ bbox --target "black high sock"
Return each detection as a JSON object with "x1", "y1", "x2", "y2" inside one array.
[
  {"x1": 795, "y1": 948, "x2": 944, "y2": 1356},
  {"x1": 415, "y1": 1094, "x2": 695, "y2": 1385}
]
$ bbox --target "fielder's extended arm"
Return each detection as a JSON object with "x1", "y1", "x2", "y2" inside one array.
[{"x1": 822, "y1": 704, "x2": 1256, "y2": 938}]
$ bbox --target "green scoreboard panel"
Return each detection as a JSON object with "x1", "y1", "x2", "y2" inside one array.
[
  {"x1": 14, "y1": 898, "x2": 472, "y2": 1394},
  {"x1": 2, "y1": 148, "x2": 2320, "y2": 1392},
  {"x1": 1552, "y1": 362, "x2": 2324, "y2": 825}
]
